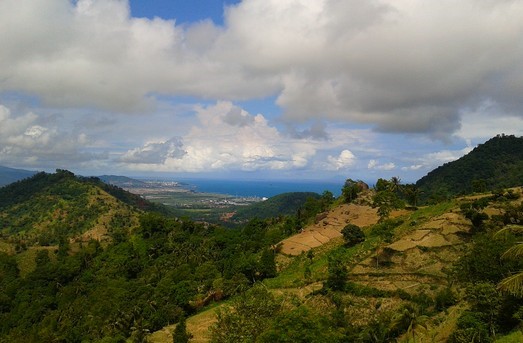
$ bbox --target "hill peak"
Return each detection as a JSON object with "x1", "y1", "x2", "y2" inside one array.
[{"x1": 416, "y1": 134, "x2": 523, "y2": 201}]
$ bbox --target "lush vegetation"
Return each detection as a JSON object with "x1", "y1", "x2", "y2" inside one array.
[
  {"x1": 230, "y1": 191, "x2": 323, "y2": 222},
  {"x1": 0, "y1": 170, "x2": 145, "y2": 248},
  {"x1": 0, "y1": 170, "x2": 338, "y2": 342},
  {"x1": 218, "y1": 189, "x2": 523, "y2": 343},
  {"x1": 1, "y1": 139, "x2": 523, "y2": 343},
  {"x1": 0, "y1": 202, "x2": 290, "y2": 341},
  {"x1": 416, "y1": 134, "x2": 523, "y2": 202}
]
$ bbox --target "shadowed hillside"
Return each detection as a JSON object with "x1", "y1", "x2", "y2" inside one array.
[
  {"x1": 230, "y1": 192, "x2": 322, "y2": 222},
  {"x1": 416, "y1": 134, "x2": 523, "y2": 202}
]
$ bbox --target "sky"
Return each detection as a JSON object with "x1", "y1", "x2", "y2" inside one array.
[{"x1": 1, "y1": 0, "x2": 523, "y2": 183}]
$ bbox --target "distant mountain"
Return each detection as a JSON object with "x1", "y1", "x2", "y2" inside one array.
[
  {"x1": 416, "y1": 134, "x2": 523, "y2": 200},
  {"x1": 98, "y1": 174, "x2": 147, "y2": 187},
  {"x1": 231, "y1": 191, "x2": 321, "y2": 221},
  {"x1": 0, "y1": 165, "x2": 37, "y2": 187}
]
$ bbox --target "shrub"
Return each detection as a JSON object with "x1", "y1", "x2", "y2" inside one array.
[
  {"x1": 435, "y1": 287, "x2": 456, "y2": 311},
  {"x1": 341, "y1": 224, "x2": 365, "y2": 247},
  {"x1": 449, "y1": 311, "x2": 492, "y2": 343}
]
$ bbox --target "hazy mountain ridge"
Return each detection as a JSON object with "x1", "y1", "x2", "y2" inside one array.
[
  {"x1": 98, "y1": 174, "x2": 148, "y2": 188},
  {"x1": 0, "y1": 165, "x2": 38, "y2": 187}
]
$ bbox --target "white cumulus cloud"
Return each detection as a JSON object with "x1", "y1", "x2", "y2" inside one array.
[
  {"x1": 368, "y1": 159, "x2": 395, "y2": 171},
  {"x1": 0, "y1": 104, "x2": 106, "y2": 168},
  {"x1": 327, "y1": 150, "x2": 356, "y2": 170},
  {"x1": 0, "y1": 0, "x2": 522, "y2": 140}
]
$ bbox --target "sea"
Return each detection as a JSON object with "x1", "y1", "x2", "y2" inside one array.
[{"x1": 176, "y1": 178, "x2": 343, "y2": 198}]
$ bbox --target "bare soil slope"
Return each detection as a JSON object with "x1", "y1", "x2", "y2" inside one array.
[{"x1": 279, "y1": 203, "x2": 380, "y2": 255}]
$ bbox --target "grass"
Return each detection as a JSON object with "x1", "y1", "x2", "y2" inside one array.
[
  {"x1": 394, "y1": 200, "x2": 457, "y2": 237},
  {"x1": 0, "y1": 240, "x2": 14, "y2": 254},
  {"x1": 495, "y1": 331, "x2": 523, "y2": 343},
  {"x1": 148, "y1": 304, "x2": 222, "y2": 343},
  {"x1": 15, "y1": 246, "x2": 57, "y2": 277}
]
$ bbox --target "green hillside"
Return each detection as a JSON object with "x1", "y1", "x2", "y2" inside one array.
[
  {"x1": 231, "y1": 192, "x2": 322, "y2": 222},
  {"x1": 416, "y1": 134, "x2": 523, "y2": 201},
  {"x1": 0, "y1": 165, "x2": 37, "y2": 187},
  {"x1": 150, "y1": 187, "x2": 523, "y2": 343},
  {"x1": 0, "y1": 171, "x2": 291, "y2": 342},
  {"x1": 0, "y1": 170, "x2": 167, "y2": 247},
  {"x1": 2, "y1": 168, "x2": 523, "y2": 342}
]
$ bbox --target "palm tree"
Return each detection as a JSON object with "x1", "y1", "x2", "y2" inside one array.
[
  {"x1": 404, "y1": 184, "x2": 423, "y2": 207},
  {"x1": 389, "y1": 176, "x2": 402, "y2": 194},
  {"x1": 390, "y1": 304, "x2": 428, "y2": 342},
  {"x1": 497, "y1": 225, "x2": 523, "y2": 296}
]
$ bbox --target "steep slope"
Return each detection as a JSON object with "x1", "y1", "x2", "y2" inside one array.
[
  {"x1": 416, "y1": 134, "x2": 523, "y2": 200},
  {"x1": 279, "y1": 203, "x2": 380, "y2": 255},
  {"x1": 151, "y1": 188, "x2": 523, "y2": 343},
  {"x1": 0, "y1": 165, "x2": 37, "y2": 187}
]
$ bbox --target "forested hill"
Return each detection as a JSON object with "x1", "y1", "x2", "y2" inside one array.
[
  {"x1": 230, "y1": 192, "x2": 323, "y2": 222},
  {"x1": 416, "y1": 134, "x2": 523, "y2": 200},
  {"x1": 0, "y1": 169, "x2": 168, "y2": 246},
  {"x1": 0, "y1": 170, "x2": 292, "y2": 341},
  {"x1": 0, "y1": 165, "x2": 37, "y2": 187}
]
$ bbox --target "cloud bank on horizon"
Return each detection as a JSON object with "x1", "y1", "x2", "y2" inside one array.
[{"x1": 1, "y1": 0, "x2": 523, "y2": 181}]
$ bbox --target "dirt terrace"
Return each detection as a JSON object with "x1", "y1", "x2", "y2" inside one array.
[{"x1": 279, "y1": 203, "x2": 380, "y2": 256}]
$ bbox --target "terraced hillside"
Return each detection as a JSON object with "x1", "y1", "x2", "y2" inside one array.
[
  {"x1": 351, "y1": 211, "x2": 470, "y2": 291},
  {"x1": 149, "y1": 187, "x2": 523, "y2": 343},
  {"x1": 279, "y1": 202, "x2": 380, "y2": 255}
]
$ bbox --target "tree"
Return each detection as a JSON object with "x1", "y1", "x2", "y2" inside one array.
[
  {"x1": 449, "y1": 311, "x2": 492, "y2": 343},
  {"x1": 389, "y1": 176, "x2": 402, "y2": 194},
  {"x1": 466, "y1": 282, "x2": 502, "y2": 337},
  {"x1": 373, "y1": 179, "x2": 405, "y2": 222},
  {"x1": 320, "y1": 190, "x2": 334, "y2": 210},
  {"x1": 472, "y1": 179, "x2": 488, "y2": 193},
  {"x1": 403, "y1": 184, "x2": 422, "y2": 207},
  {"x1": 374, "y1": 178, "x2": 391, "y2": 192},
  {"x1": 341, "y1": 224, "x2": 365, "y2": 247},
  {"x1": 257, "y1": 306, "x2": 344, "y2": 343},
  {"x1": 389, "y1": 303, "x2": 428, "y2": 342},
  {"x1": 342, "y1": 179, "x2": 364, "y2": 203},
  {"x1": 172, "y1": 316, "x2": 191, "y2": 343},
  {"x1": 259, "y1": 248, "x2": 277, "y2": 279},
  {"x1": 498, "y1": 225, "x2": 523, "y2": 297},
  {"x1": 210, "y1": 284, "x2": 281, "y2": 342},
  {"x1": 325, "y1": 252, "x2": 347, "y2": 291},
  {"x1": 372, "y1": 190, "x2": 394, "y2": 222}
]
